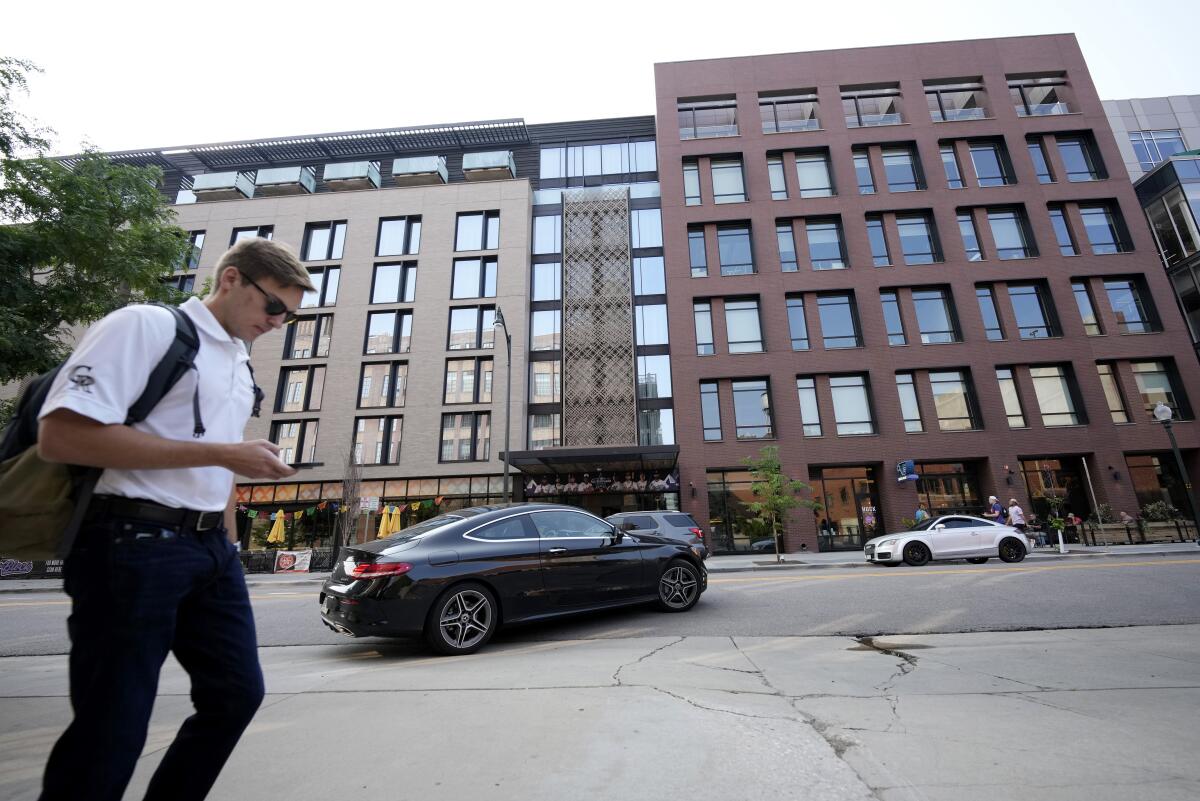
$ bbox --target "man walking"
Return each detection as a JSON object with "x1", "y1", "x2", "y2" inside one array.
[{"x1": 36, "y1": 238, "x2": 314, "y2": 801}]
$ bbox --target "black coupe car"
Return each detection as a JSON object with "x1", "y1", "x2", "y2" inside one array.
[{"x1": 319, "y1": 503, "x2": 707, "y2": 655}]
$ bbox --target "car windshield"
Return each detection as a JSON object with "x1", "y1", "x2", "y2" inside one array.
[
  {"x1": 388, "y1": 514, "x2": 465, "y2": 541},
  {"x1": 907, "y1": 517, "x2": 939, "y2": 531}
]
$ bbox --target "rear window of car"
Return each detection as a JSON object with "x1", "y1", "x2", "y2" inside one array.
[
  {"x1": 618, "y1": 515, "x2": 656, "y2": 530},
  {"x1": 663, "y1": 514, "x2": 698, "y2": 528}
]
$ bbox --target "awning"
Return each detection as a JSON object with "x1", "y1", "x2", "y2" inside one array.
[{"x1": 502, "y1": 445, "x2": 678, "y2": 477}]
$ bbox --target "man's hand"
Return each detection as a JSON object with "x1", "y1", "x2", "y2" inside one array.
[{"x1": 222, "y1": 440, "x2": 297, "y2": 479}]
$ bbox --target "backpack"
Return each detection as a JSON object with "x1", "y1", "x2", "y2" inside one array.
[{"x1": 0, "y1": 304, "x2": 200, "y2": 561}]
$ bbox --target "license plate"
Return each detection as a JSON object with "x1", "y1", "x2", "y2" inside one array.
[{"x1": 323, "y1": 596, "x2": 337, "y2": 614}]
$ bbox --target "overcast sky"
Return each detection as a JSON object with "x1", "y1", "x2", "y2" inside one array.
[{"x1": 4, "y1": 0, "x2": 1198, "y2": 156}]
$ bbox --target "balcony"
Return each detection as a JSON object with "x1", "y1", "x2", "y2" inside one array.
[
  {"x1": 462, "y1": 150, "x2": 516, "y2": 182},
  {"x1": 392, "y1": 155, "x2": 448, "y2": 186},
  {"x1": 254, "y1": 166, "x2": 317, "y2": 196},
  {"x1": 322, "y1": 161, "x2": 381, "y2": 191},
  {"x1": 191, "y1": 171, "x2": 255, "y2": 202}
]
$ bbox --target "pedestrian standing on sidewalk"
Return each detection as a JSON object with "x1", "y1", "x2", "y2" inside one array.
[
  {"x1": 983, "y1": 495, "x2": 1007, "y2": 522},
  {"x1": 35, "y1": 238, "x2": 313, "y2": 801},
  {"x1": 1009, "y1": 498, "x2": 1039, "y2": 547}
]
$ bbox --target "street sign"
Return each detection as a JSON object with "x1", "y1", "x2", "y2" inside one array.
[
  {"x1": 896, "y1": 460, "x2": 919, "y2": 483},
  {"x1": 360, "y1": 496, "x2": 379, "y2": 513}
]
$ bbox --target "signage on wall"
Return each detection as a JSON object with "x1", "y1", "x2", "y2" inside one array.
[
  {"x1": 524, "y1": 469, "x2": 680, "y2": 496},
  {"x1": 896, "y1": 460, "x2": 920, "y2": 483}
]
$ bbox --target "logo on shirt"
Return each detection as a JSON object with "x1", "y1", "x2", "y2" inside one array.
[{"x1": 67, "y1": 365, "x2": 95, "y2": 393}]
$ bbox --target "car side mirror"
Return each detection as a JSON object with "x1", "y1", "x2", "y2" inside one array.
[
  {"x1": 934, "y1": 523, "x2": 946, "y2": 531},
  {"x1": 611, "y1": 524, "x2": 625, "y2": 544}
]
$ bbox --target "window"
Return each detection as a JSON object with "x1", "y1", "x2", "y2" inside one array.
[
  {"x1": 1056, "y1": 135, "x2": 1103, "y2": 182},
  {"x1": 796, "y1": 377, "x2": 821, "y2": 437},
  {"x1": 711, "y1": 158, "x2": 746, "y2": 203},
  {"x1": 532, "y1": 262, "x2": 561, "y2": 301},
  {"x1": 683, "y1": 160, "x2": 701, "y2": 205},
  {"x1": 637, "y1": 354, "x2": 672, "y2": 398},
  {"x1": 853, "y1": 148, "x2": 876, "y2": 194},
  {"x1": 700, "y1": 381, "x2": 722, "y2": 440},
  {"x1": 1129, "y1": 130, "x2": 1187, "y2": 171},
  {"x1": 929, "y1": 370, "x2": 978, "y2": 431},
  {"x1": 688, "y1": 226, "x2": 708, "y2": 277},
  {"x1": 843, "y1": 86, "x2": 902, "y2": 127},
  {"x1": 694, "y1": 302, "x2": 715, "y2": 355},
  {"x1": 635, "y1": 304, "x2": 669, "y2": 346},
  {"x1": 531, "y1": 509, "x2": 612, "y2": 539},
  {"x1": 365, "y1": 310, "x2": 413, "y2": 354},
  {"x1": 285, "y1": 314, "x2": 333, "y2": 359},
  {"x1": 1071, "y1": 281, "x2": 1103, "y2": 336},
  {"x1": 529, "y1": 309, "x2": 559, "y2": 351},
  {"x1": 1008, "y1": 284, "x2": 1058, "y2": 339},
  {"x1": 1097, "y1": 363, "x2": 1130, "y2": 423},
  {"x1": 533, "y1": 215, "x2": 561, "y2": 255},
  {"x1": 968, "y1": 141, "x2": 1015, "y2": 187},
  {"x1": 447, "y1": 307, "x2": 496, "y2": 351},
  {"x1": 302, "y1": 221, "x2": 346, "y2": 261},
  {"x1": 806, "y1": 218, "x2": 847, "y2": 270},
  {"x1": 767, "y1": 156, "x2": 787, "y2": 199},
  {"x1": 376, "y1": 216, "x2": 421, "y2": 257},
  {"x1": 1027, "y1": 137, "x2": 1054, "y2": 183},
  {"x1": 529, "y1": 413, "x2": 561, "y2": 449},
  {"x1": 633, "y1": 256, "x2": 665, "y2": 296},
  {"x1": 440, "y1": 412, "x2": 490, "y2": 462},
  {"x1": 230, "y1": 225, "x2": 273, "y2": 245},
  {"x1": 925, "y1": 80, "x2": 987, "y2": 121},
  {"x1": 475, "y1": 517, "x2": 532, "y2": 541},
  {"x1": 786, "y1": 296, "x2": 809, "y2": 350},
  {"x1": 776, "y1": 223, "x2": 798, "y2": 272},
  {"x1": 371, "y1": 263, "x2": 417, "y2": 303},
  {"x1": 896, "y1": 373, "x2": 923, "y2": 432},
  {"x1": 271, "y1": 420, "x2": 319, "y2": 466},
  {"x1": 1079, "y1": 203, "x2": 1130, "y2": 254},
  {"x1": 1104, "y1": 278, "x2": 1157, "y2": 334},
  {"x1": 1132, "y1": 360, "x2": 1187, "y2": 420},
  {"x1": 996, "y1": 368, "x2": 1026, "y2": 428},
  {"x1": 880, "y1": 290, "x2": 906, "y2": 345},
  {"x1": 639, "y1": 408, "x2": 675, "y2": 446},
  {"x1": 539, "y1": 140, "x2": 657, "y2": 180},
  {"x1": 761, "y1": 91, "x2": 819, "y2": 133},
  {"x1": 725, "y1": 299, "x2": 763, "y2": 353},
  {"x1": 631, "y1": 209, "x2": 663, "y2": 248},
  {"x1": 795, "y1": 151, "x2": 835, "y2": 197},
  {"x1": 678, "y1": 97, "x2": 737, "y2": 139},
  {"x1": 1146, "y1": 187, "x2": 1200, "y2": 267},
  {"x1": 958, "y1": 211, "x2": 983, "y2": 261},
  {"x1": 912, "y1": 287, "x2": 960, "y2": 344},
  {"x1": 1049, "y1": 205, "x2": 1079, "y2": 255},
  {"x1": 732, "y1": 379, "x2": 773, "y2": 439},
  {"x1": 1009, "y1": 74, "x2": 1070, "y2": 116},
  {"x1": 359, "y1": 362, "x2": 407, "y2": 408},
  {"x1": 896, "y1": 213, "x2": 941, "y2": 265},
  {"x1": 717, "y1": 225, "x2": 754, "y2": 275},
  {"x1": 162, "y1": 274, "x2": 196, "y2": 293},
  {"x1": 831, "y1": 375, "x2": 874, "y2": 435},
  {"x1": 529, "y1": 360, "x2": 560, "y2": 404},
  {"x1": 352, "y1": 416, "x2": 402, "y2": 465},
  {"x1": 278, "y1": 366, "x2": 325, "y2": 413},
  {"x1": 455, "y1": 211, "x2": 500, "y2": 251},
  {"x1": 976, "y1": 286, "x2": 1004, "y2": 341},
  {"x1": 301, "y1": 267, "x2": 340, "y2": 308},
  {"x1": 817, "y1": 293, "x2": 861, "y2": 348},
  {"x1": 182, "y1": 231, "x2": 205, "y2": 270},
  {"x1": 882, "y1": 146, "x2": 924, "y2": 192},
  {"x1": 445, "y1": 358, "x2": 494, "y2": 404},
  {"x1": 866, "y1": 215, "x2": 891, "y2": 266},
  {"x1": 986, "y1": 207, "x2": 1036, "y2": 259},
  {"x1": 1030, "y1": 365, "x2": 1081, "y2": 426},
  {"x1": 451, "y1": 258, "x2": 498, "y2": 300},
  {"x1": 941, "y1": 144, "x2": 964, "y2": 189}
]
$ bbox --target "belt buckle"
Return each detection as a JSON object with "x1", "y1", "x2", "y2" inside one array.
[{"x1": 196, "y1": 511, "x2": 223, "y2": 531}]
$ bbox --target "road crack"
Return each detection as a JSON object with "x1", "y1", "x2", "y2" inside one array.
[{"x1": 611, "y1": 636, "x2": 685, "y2": 686}]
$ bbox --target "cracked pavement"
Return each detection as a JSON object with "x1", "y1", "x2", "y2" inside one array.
[{"x1": 2, "y1": 625, "x2": 1198, "y2": 800}]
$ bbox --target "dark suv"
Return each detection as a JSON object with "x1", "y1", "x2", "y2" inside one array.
[{"x1": 605, "y1": 511, "x2": 708, "y2": 559}]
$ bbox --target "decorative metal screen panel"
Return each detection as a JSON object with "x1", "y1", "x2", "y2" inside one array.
[{"x1": 561, "y1": 187, "x2": 638, "y2": 446}]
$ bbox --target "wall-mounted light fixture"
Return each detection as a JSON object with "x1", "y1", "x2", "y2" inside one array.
[
  {"x1": 689, "y1": 481, "x2": 696, "y2": 498},
  {"x1": 1109, "y1": 465, "x2": 1121, "y2": 482}
]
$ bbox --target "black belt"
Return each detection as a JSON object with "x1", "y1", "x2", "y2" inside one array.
[{"x1": 87, "y1": 494, "x2": 224, "y2": 532}]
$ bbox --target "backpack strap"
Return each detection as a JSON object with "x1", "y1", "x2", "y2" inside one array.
[{"x1": 126, "y1": 303, "x2": 203, "y2": 436}]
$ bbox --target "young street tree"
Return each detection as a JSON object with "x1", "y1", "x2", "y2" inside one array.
[{"x1": 743, "y1": 445, "x2": 823, "y2": 563}]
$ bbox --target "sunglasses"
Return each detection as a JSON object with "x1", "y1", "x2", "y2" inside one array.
[{"x1": 245, "y1": 276, "x2": 299, "y2": 325}]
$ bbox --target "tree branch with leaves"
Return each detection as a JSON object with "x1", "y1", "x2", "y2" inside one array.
[{"x1": 743, "y1": 446, "x2": 823, "y2": 563}]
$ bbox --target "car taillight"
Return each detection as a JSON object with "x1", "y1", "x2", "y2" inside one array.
[
  {"x1": 350, "y1": 562, "x2": 413, "y2": 579},
  {"x1": 690, "y1": 527, "x2": 704, "y2": 539}
]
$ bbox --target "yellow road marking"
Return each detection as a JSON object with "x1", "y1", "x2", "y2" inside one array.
[{"x1": 709, "y1": 558, "x2": 1200, "y2": 585}]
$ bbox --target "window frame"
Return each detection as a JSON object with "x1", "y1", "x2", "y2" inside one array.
[
  {"x1": 376, "y1": 216, "x2": 422, "y2": 257},
  {"x1": 357, "y1": 361, "x2": 408, "y2": 409},
  {"x1": 444, "y1": 357, "x2": 495, "y2": 405},
  {"x1": 352, "y1": 415, "x2": 403, "y2": 466},
  {"x1": 439, "y1": 412, "x2": 492, "y2": 463},
  {"x1": 302, "y1": 220, "x2": 347, "y2": 262},
  {"x1": 364, "y1": 309, "x2": 414, "y2": 355}
]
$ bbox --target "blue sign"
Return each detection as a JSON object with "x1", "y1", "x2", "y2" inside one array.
[{"x1": 896, "y1": 460, "x2": 920, "y2": 483}]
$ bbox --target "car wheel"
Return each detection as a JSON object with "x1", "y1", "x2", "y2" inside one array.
[
  {"x1": 966, "y1": 557, "x2": 989, "y2": 564},
  {"x1": 998, "y1": 538, "x2": 1027, "y2": 563},
  {"x1": 902, "y1": 542, "x2": 931, "y2": 567},
  {"x1": 424, "y1": 582, "x2": 498, "y2": 656},
  {"x1": 656, "y1": 559, "x2": 701, "y2": 612}
]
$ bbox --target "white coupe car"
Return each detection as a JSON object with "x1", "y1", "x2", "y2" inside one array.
[{"x1": 864, "y1": 515, "x2": 1029, "y2": 566}]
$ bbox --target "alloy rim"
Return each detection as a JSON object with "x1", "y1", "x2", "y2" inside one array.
[
  {"x1": 659, "y1": 565, "x2": 698, "y2": 608},
  {"x1": 439, "y1": 589, "x2": 492, "y2": 649}
]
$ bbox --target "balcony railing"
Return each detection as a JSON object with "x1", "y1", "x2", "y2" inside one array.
[
  {"x1": 392, "y1": 155, "x2": 448, "y2": 186},
  {"x1": 254, "y1": 165, "x2": 317, "y2": 196},
  {"x1": 322, "y1": 161, "x2": 382, "y2": 191},
  {"x1": 462, "y1": 150, "x2": 516, "y2": 181},
  {"x1": 191, "y1": 171, "x2": 255, "y2": 202}
]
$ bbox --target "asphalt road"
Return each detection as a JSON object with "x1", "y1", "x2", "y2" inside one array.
[{"x1": 3, "y1": 555, "x2": 1200, "y2": 656}]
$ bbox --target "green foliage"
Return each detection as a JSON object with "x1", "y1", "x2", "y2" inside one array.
[
  {"x1": 0, "y1": 57, "x2": 49, "y2": 160},
  {"x1": 1140, "y1": 500, "x2": 1179, "y2": 522},
  {"x1": 1088, "y1": 503, "x2": 1115, "y2": 524},
  {"x1": 0, "y1": 395, "x2": 16, "y2": 429},
  {"x1": 899, "y1": 516, "x2": 917, "y2": 530},
  {"x1": 742, "y1": 446, "x2": 822, "y2": 557}
]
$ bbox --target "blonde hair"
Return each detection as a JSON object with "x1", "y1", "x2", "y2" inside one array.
[{"x1": 216, "y1": 237, "x2": 315, "y2": 292}]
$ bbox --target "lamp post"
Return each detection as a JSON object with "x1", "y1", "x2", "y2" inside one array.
[
  {"x1": 493, "y1": 307, "x2": 513, "y2": 503},
  {"x1": 1153, "y1": 402, "x2": 1200, "y2": 545}
]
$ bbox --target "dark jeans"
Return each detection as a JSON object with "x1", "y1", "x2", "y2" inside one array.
[{"x1": 40, "y1": 516, "x2": 264, "y2": 801}]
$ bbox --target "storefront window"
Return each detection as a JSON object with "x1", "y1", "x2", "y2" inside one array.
[
  {"x1": 1019, "y1": 458, "x2": 1090, "y2": 522},
  {"x1": 915, "y1": 462, "x2": 982, "y2": 516},
  {"x1": 1125, "y1": 454, "x2": 1194, "y2": 518},
  {"x1": 809, "y1": 465, "x2": 881, "y2": 550}
]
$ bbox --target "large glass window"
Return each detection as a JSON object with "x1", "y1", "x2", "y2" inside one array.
[
  {"x1": 700, "y1": 381, "x2": 721, "y2": 440},
  {"x1": 694, "y1": 302, "x2": 714, "y2": 355},
  {"x1": 976, "y1": 286, "x2": 1004, "y2": 341},
  {"x1": 440, "y1": 413, "x2": 490, "y2": 462},
  {"x1": 777, "y1": 222, "x2": 798, "y2": 272},
  {"x1": 1127, "y1": 454, "x2": 1196, "y2": 518},
  {"x1": 767, "y1": 156, "x2": 787, "y2": 200},
  {"x1": 843, "y1": 87, "x2": 902, "y2": 127},
  {"x1": 1049, "y1": 205, "x2": 1079, "y2": 255},
  {"x1": 725, "y1": 299, "x2": 763, "y2": 353},
  {"x1": 631, "y1": 209, "x2": 663, "y2": 248},
  {"x1": 448, "y1": 306, "x2": 496, "y2": 351},
  {"x1": 637, "y1": 354, "x2": 672, "y2": 399},
  {"x1": 533, "y1": 215, "x2": 561, "y2": 255},
  {"x1": 1097, "y1": 363, "x2": 1130, "y2": 423},
  {"x1": 795, "y1": 151, "x2": 835, "y2": 197},
  {"x1": 853, "y1": 148, "x2": 876, "y2": 194},
  {"x1": 230, "y1": 225, "x2": 273, "y2": 244},
  {"x1": 181, "y1": 231, "x2": 205, "y2": 270},
  {"x1": 912, "y1": 288, "x2": 960, "y2": 344},
  {"x1": 717, "y1": 225, "x2": 754, "y2": 275},
  {"x1": 1072, "y1": 281, "x2": 1103, "y2": 336},
  {"x1": 926, "y1": 81, "x2": 987, "y2": 121},
  {"x1": 1030, "y1": 365, "x2": 1080, "y2": 426},
  {"x1": 678, "y1": 98, "x2": 738, "y2": 139},
  {"x1": 711, "y1": 158, "x2": 747, "y2": 203},
  {"x1": 896, "y1": 213, "x2": 940, "y2": 265},
  {"x1": 732, "y1": 379, "x2": 773, "y2": 439},
  {"x1": 958, "y1": 211, "x2": 983, "y2": 261},
  {"x1": 1027, "y1": 137, "x2": 1054, "y2": 183},
  {"x1": 1080, "y1": 204, "x2": 1130, "y2": 254},
  {"x1": 303, "y1": 221, "x2": 346, "y2": 261},
  {"x1": 530, "y1": 309, "x2": 560, "y2": 351},
  {"x1": 635, "y1": 304, "x2": 669, "y2": 346},
  {"x1": 968, "y1": 141, "x2": 1014, "y2": 187},
  {"x1": 359, "y1": 361, "x2": 407, "y2": 408},
  {"x1": 352, "y1": 416, "x2": 402, "y2": 466},
  {"x1": 639, "y1": 408, "x2": 675, "y2": 446},
  {"x1": 796, "y1": 377, "x2": 821, "y2": 436},
  {"x1": 365, "y1": 310, "x2": 412, "y2": 354},
  {"x1": 1008, "y1": 284, "x2": 1057, "y2": 339},
  {"x1": 1129, "y1": 129, "x2": 1187, "y2": 171},
  {"x1": 806, "y1": 218, "x2": 847, "y2": 270},
  {"x1": 941, "y1": 144, "x2": 965, "y2": 189},
  {"x1": 377, "y1": 216, "x2": 421, "y2": 257},
  {"x1": 882, "y1": 146, "x2": 924, "y2": 192},
  {"x1": 286, "y1": 314, "x2": 333, "y2": 359},
  {"x1": 445, "y1": 358, "x2": 494, "y2": 404},
  {"x1": 830, "y1": 375, "x2": 874, "y2": 435},
  {"x1": 278, "y1": 366, "x2": 325, "y2": 413},
  {"x1": 301, "y1": 267, "x2": 340, "y2": 308},
  {"x1": 996, "y1": 368, "x2": 1026, "y2": 428},
  {"x1": 896, "y1": 372, "x2": 923, "y2": 432},
  {"x1": 528, "y1": 360, "x2": 559, "y2": 404},
  {"x1": 270, "y1": 420, "x2": 318, "y2": 465},
  {"x1": 929, "y1": 370, "x2": 978, "y2": 431},
  {"x1": 532, "y1": 262, "x2": 561, "y2": 301},
  {"x1": 633, "y1": 256, "x2": 665, "y2": 296},
  {"x1": 817, "y1": 293, "x2": 861, "y2": 348},
  {"x1": 683, "y1": 160, "x2": 701, "y2": 206},
  {"x1": 786, "y1": 296, "x2": 809, "y2": 350},
  {"x1": 1056, "y1": 135, "x2": 1103, "y2": 182},
  {"x1": 451, "y1": 258, "x2": 498, "y2": 300},
  {"x1": 1009, "y1": 75, "x2": 1070, "y2": 116},
  {"x1": 880, "y1": 290, "x2": 906, "y2": 345},
  {"x1": 371, "y1": 263, "x2": 417, "y2": 304},
  {"x1": 1104, "y1": 278, "x2": 1157, "y2": 334},
  {"x1": 867, "y1": 215, "x2": 891, "y2": 266},
  {"x1": 987, "y1": 208, "x2": 1035, "y2": 259},
  {"x1": 1146, "y1": 187, "x2": 1200, "y2": 268},
  {"x1": 1131, "y1": 360, "x2": 1186, "y2": 419},
  {"x1": 529, "y1": 413, "x2": 561, "y2": 450},
  {"x1": 689, "y1": 226, "x2": 708, "y2": 277},
  {"x1": 455, "y1": 211, "x2": 500, "y2": 251},
  {"x1": 761, "y1": 92, "x2": 819, "y2": 133}
]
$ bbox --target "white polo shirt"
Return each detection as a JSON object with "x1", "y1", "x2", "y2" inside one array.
[{"x1": 39, "y1": 298, "x2": 254, "y2": 512}]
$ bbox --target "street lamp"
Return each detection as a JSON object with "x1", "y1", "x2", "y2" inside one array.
[
  {"x1": 1152, "y1": 402, "x2": 1200, "y2": 545},
  {"x1": 493, "y1": 307, "x2": 513, "y2": 503}
]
